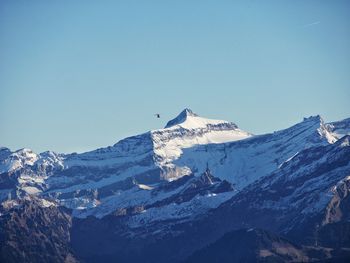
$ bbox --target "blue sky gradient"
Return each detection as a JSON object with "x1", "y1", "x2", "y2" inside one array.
[{"x1": 1, "y1": 0, "x2": 349, "y2": 153}]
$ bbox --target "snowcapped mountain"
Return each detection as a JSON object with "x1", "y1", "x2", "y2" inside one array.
[
  {"x1": 1, "y1": 109, "x2": 350, "y2": 263},
  {"x1": 0, "y1": 110, "x2": 343, "y2": 219},
  {"x1": 174, "y1": 115, "x2": 337, "y2": 189},
  {"x1": 213, "y1": 135, "x2": 350, "y2": 233},
  {"x1": 0, "y1": 148, "x2": 39, "y2": 174},
  {"x1": 0, "y1": 109, "x2": 251, "y2": 217}
]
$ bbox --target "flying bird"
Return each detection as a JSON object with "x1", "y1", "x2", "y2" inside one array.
[{"x1": 155, "y1": 113, "x2": 160, "y2": 118}]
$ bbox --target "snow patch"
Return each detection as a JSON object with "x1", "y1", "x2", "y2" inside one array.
[{"x1": 22, "y1": 186, "x2": 41, "y2": 195}]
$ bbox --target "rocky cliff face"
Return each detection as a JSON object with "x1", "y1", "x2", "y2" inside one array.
[{"x1": 0, "y1": 197, "x2": 77, "y2": 263}]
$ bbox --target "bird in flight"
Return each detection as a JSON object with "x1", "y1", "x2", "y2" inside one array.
[{"x1": 155, "y1": 113, "x2": 160, "y2": 118}]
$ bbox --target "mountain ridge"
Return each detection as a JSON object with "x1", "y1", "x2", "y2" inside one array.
[{"x1": 1, "y1": 109, "x2": 350, "y2": 262}]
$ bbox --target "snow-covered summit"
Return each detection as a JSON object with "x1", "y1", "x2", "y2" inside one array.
[
  {"x1": 151, "y1": 109, "x2": 252, "y2": 180},
  {"x1": 276, "y1": 115, "x2": 337, "y2": 145},
  {"x1": 0, "y1": 148, "x2": 39, "y2": 174},
  {"x1": 164, "y1": 108, "x2": 239, "y2": 130},
  {"x1": 165, "y1": 108, "x2": 198, "y2": 128}
]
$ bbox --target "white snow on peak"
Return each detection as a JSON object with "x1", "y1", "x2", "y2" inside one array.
[
  {"x1": 164, "y1": 108, "x2": 239, "y2": 130},
  {"x1": 164, "y1": 108, "x2": 198, "y2": 128},
  {"x1": 37, "y1": 151, "x2": 65, "y2": 169},
  {"x1": 151, "y1": 109, "x2": 252, "y2": 179},
  {"x1": 315, "y1": 116, "x2": 337, "y2": 144},
  {"x1": 294, "y1": 115, "x2": 337, "y2": 144},
  {"x1": 15, "y1": 148, "x2": 38, "y2": 165},
  {"x1": 0, "y1": 148, "x2": 39, "y2": 174}
]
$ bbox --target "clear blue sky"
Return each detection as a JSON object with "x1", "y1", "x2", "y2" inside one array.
[{"x1": 1, "y1": 0, "x2": 349, "y2": 153}]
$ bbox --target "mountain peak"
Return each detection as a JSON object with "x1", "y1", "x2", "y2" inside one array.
[
  {"x1": 181, "y1": 108, "x2": 198, "y2": 117},
  {"x1": 165, "y1": 108, "x2": 198, "y2": 128},
  {"x1": 163, "y1": 108, "x2": 244, "y2": 132}
]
